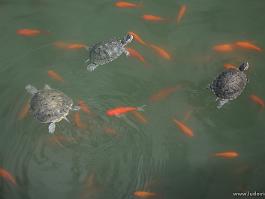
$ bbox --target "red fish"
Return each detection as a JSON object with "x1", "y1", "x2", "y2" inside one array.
[
  {"x1": 234, "y1": 41, "x2": 262, "y2": 52},
  {"x1": 47, "y1": 70, "x2": 64, "y2": 82},
  {"x1": 128, "y1": 31, "x2": 147, "y2": 46},
  {"x1": 249, "y1": 95, "x2": 265, "y2": 109},
  {"x1": 213, "y1": 44, "x2": 235, "y2": 52},
  {"x1": 74, "y1": 112, "x2": 87, "y2": 129},
  {"x1": 173, "y1": 119, "x2": 194, "y2": 137},
  {"x1": 148, "y1": 44, "x2": 172, "y2": 60},
  {"x1": 114, "y1": 1, "x2": 143, "y2": 8},
  {"x1": 149, "y1": 85, "x2": 181, "y2": 102},
  {"x1": 106, "y1": 105, "x2": 145, "y2": 117},
  {"x1": 78, "y1": 100, "x2": 91, "y2": 113},
  {"x1": 176, "y1": 4, "x2": 187, "y2": 24},
  {"x1": 223, "y1": 63, "x2": 236, "y2": 69},
  {"x1": 0, "y1": 167, "x2": 17, "y2": 186},
  {"x1": 133, "y1": 191, "x2": 156, "y2": 198},
  {"x1": 131, "y1": 110, "x2": 148, "y2": 124},
  {"x1": 53, "y1": 41, "x2": 87, "y2": 50},
  {"x1": 18, "y1": 99, "x2": 30, "y2": 120},
  {"x1": 214, "y1": 151, "x2": 239, "y2": 158},
  {"x1": 142, "y1": 14, "x2": 166, "y2": 22},
  {"x1": 16, "y1": 28, "x2": 43, "y2": 37},
  {"x1": 127, "y1": 47, "x2": 148, "y2": 65}
]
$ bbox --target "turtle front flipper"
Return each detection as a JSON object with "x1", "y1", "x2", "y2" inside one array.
[
  {"x1": 87, "y1": 63, "x2": 98, "y2": 71},
  {"x1": 25, "y1": 84, "x2": 38, "y2": 95},
  {"x1": 71, "y1": 106, "x2": 80, "y2": 111},
  {"x1": 44, "y1": 84, "x2": 52, "y2": 90},
  {"x1": 48, "y1": 122, "x2": 56, "y2": 134},
  {"x1": 217, "y1": 98, "x2": 229, "y2": 109},
  {"x1": 123, "y1": 48, "x2": 130, "y2": 56}
]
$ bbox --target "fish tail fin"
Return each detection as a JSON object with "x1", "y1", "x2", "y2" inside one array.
[{"x1": 137, "y1": 105, "x2": 146, "y2": 112}]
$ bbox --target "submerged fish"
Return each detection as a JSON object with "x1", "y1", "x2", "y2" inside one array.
[
  {"x1": 74, "y1": 112, "x2": 87, "y2": 129},
  {"x1": 249, "y1": 94, "x2": 265, "y2": 109},
  {"x1": 128, "y1": 31, "x2": 147, "y2": 46},
  {"x1": 106, "y1": 105, "x2": 145, "y2": 117},
  {"x1": 176, "y1": 4, "x2": 187, "y2": 24},
  {"x1": 127, "y1": 47, "x2": 147, "y2": 65},
  {"x1": 0, "y1": 167, "x2": 17, "y2": 186},
  {"x1": 173, "y1": 119, "x2": 194, "y2": 137},
  {"x1": 149, "y1": 85, "x2": 181, "y2": 102},
  {"x1": 234, "y1": 41, "x2": 262, "y2": 52},
  {"x1": 214, "y1": 151, "x2": 239, "y2": 158},
  {"x1": 114, "y1": 1, "x2": 143, "y2": 8},
  {"x1": 133, "y1": 191, "x2": 156, "y2": 198},
  {"x1": 18, "y1": 99, "x2": 30, "y2": 120},
  {"x1": 78, "y1": 100, "x2": 91, "y2": 113},
  {"x1": 47, "y1": 70, "x2": 64, "y2": 82},
  {"x1": 213, "y1": 43, "x2": 235, "y2": 52},
  {"x1": 53, "y1": 41, "x2": 87, "y2": 50},
  {"x1": 142, "y1": 14, "x2": 167, "y2": 22},
  {"x1": 16, "y1": 28, "x2": 44, "y2": 37},
  {"x1": 148, "y1": 44, "x2": 172, "y2": 60}
]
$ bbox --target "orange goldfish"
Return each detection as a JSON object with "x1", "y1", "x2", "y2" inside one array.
[
  {"x1": 127, "y1": 47, "x2": 147, "y2": 65},
  {"x1": 106, "y1": 105, "x2": 145, "y2": 116},
  {"x1": 128, "y1": 31, "x2": 147, "y2": 46},
  {"x1": 176, "y1": 4, "x2": 187, "y2": 24},
  {"x1": 234, "y1": 41, "x2": 262, "y2": 52},
  {"x1": 173, "y1": 119, "x2": 194, "y2": 137},
  {"x1": 78, "y1": 100, "x2": 90, "y2": 113},
  {"x1": 0, "y1": 167, "x2": 17, "y2": 186},
  {"x1": 142, "y1": 14, "x2": 166, "y2": 22},
  {"x1": 47, "y1": 70, "x2": 64, "y2": 82},
  {"x1": 148, "y1": 44, "x2": 172, "y2": 60},
  {"x1": 18, "y1": 99, "x2": 30, "y2": 120},
  {"x1": 133, "y1": 191, "x2": 156, "y2": 198},
  {"x1": 53, "y1": 41, "x2": 87, "y2": 50},
  {"x1": 214, "y1": 151, "x2": 239, "y2": 158},
  {"x1": 16, "y1": 28, "x2": 43, "y2": 37},
  {"x1": 213, "y1": 43, "x2": 234, "y2": 52},
  {"x1": 249, "y1": 95, "x2": 265, "y2": 109},
  {"x1": 224, "y1": 63, "x2": 236, "y2": 69},
  {"x1": 114, "y1": 1, "x2": 143, "y2": 8},
  {"x1": 149, "y1": 85, "x2": 181, "y2": 102},
  {"x1": 131, "y1": 110, "x2": 148, "y2": 124},
  {"x1": 74, "y1": 112, "x2": 87, "y2": 129}
]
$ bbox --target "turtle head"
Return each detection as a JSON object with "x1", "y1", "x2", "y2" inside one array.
[
  {"x1": 121, "y1": 34, "x2": 133, "y2": 45},
  {"x1": 239, "y1": 62, "x2": 249, "y2": 71}
]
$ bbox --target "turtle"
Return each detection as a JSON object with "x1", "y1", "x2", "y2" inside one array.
[
  {"x1": 25, "y1": 84, "x2": 80, "y2": 133},
  {"x1": 85, "y1": 33, "x2": 134, "y2": 71},
  {"x1": 209, "y1": 62, "x2": 249, "y2": 109}
]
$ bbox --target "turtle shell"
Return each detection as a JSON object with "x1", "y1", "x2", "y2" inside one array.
[
  {"x1": 210, "y1": 68, "x2": 248, "y2": 100},
  {"x1": 29, "y1": 89, "x2": 73, "y2": 123},
  {"x1": 88, "y1": 38, "x2": 124, "y2": 66}
]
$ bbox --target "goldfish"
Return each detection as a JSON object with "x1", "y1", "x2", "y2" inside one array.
[
  {"x1": 127, "y1": 47, "x2": 147, "y2": 65},
  {"x1": 148, "y1": 44, "x2": 172, "y2": 60},
  {"x1": 249, "y1": 95, "x2": 265, "y2": 109},
  {"x1": 142, "y1": 14, "x2": 166, "y2": 22},
  {"x1": 0, "y1": 167, "x2": 17, "y2": 186},
  {"x1": 18, "y1": 99, "x2": 30, "y2": 120},
  {"x1": 213, "y1": 43, "x2": 234, "y2": 52},
  {"x1": 47, "y1": 70, "x2": 64, "y2": 82},
  {"x1": 78, "y1": 100, "x2": 90, "y2": 113},
  {"x1": 214, "y1": 151, "x2": 239, "y2": 158},
  {"x1": 149, "y1": 85, "x2": 181, "y2": 102},
  {"x1": 131, "y1": 110, "x2": 148, "y2": 124},
  {"x1": 176, "y1": 4, "x2": 187, "y2": 24},
  {"x1": 224, "y1": 63, "x2": 236, "y2": 69},
  {"x1": 74, "y1": 112, "x2": 87, "y2": 129},
  {"x1": 16, "y1": 28, "x2": 43, "y2": 37},
  {"x1": 133, "y1": 191, "x2": 156, "y2": 198},
  {"x1": 53, "y1": 41, "x2": 87, "y2": 50},
  {"x1": 173, "y1": 119, "x2": 194, "y2": 137},
  {"x1": 128, "y1": 31, "x2": 147, "y2": 46},
  {"x1": 114, "y1": 1, "x2": 143, "y2": 8},
  {"x1": 234, "y1": 41, "x2": 262, "y2": 52},
  {"x1": 106, "y1": 105, "x2": 145, "y2": 117}
]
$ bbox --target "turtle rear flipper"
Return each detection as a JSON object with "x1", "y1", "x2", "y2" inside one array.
[
  {"x1": 48, "y1": 122, "x2": 56, "y2": 134},
  {"x1": 44, "y1": 84, "x2": 51, "y2": 90},
  {"x1": 25, "y1": 84, "x2": 38, "y2": 95},
  {"x1": 217, "y1": 98, "x2": 229, "y2": 109},
  {"x1": 87, "y1": 63, "x2": 98, "y2": 71}
]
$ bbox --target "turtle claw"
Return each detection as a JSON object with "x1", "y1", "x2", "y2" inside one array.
[
  {"x1": 72, "y1": 106, "x2": 80, "y2": 111},
  {"x1": 25, "y1": 84, "x2": 38, "y2": 95},
  {"x1": 124, "y1": 49, "x2": 130, "y2": 56},
  {"x1": 217, "y1": 99, "x2": 229, "y2": 109},
  {"x1": 87, "y1": 63, "x2": 98, "y2": 71},
  {"x1": 44, "y1": 84, "x2": 51, "y2": 90},
  {"x1": 48, "y1": 122, "x2": 56, "y2": 134}
]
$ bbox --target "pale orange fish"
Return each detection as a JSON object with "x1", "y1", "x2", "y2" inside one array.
[
  {"x1": 142, "y1": 14, "x2": 166, "y2": 22},
  {"x1": 48, "y1": 135, "x2": 75, "y2": 143},
  {"x1": 133, "y1": 191, "x2": 156, "y2": 198},
  {"x1": 106, "y1": 105, "x2": 145, "y2": 116},
  {"x1": 104, "y1": 127, "x2": 118, "y2": 136},
  {"x1": 131, "y1": 110, "x2": 148, "y2": 124},
  {"x1": 127, "y1": 47, "x2": 147, "y2": 65},
  {"x1": 0, "y1": 167, "x2": 17, "y2": 186},
  {"x1": 173, "y1": 119, "x2": 194, "y2": 137},
  {"x1": 249, "y1": 95, "x2": 265, "y2": 109},
  {"x1": 53, "y1": 41, "x2": 87, "y2": 50},
  {"x1": 149, "y1": 85, "x2": 181, "y2": 102},
  {"x1": 223, "y1": 63, "x2": 236, "y2": 69},
  {"x1": 148, "y1": 44, "x2": 172, "y2": 60},
  {"x1": 114, "y1": 1, "x2": 143, "y2": 8},
  {"x1": 128, "y1": 31, "x2": 147, "y2": 46},
  {"x1": 16, "y1": 28, "x2": 43, "y2": 37},
  {"x1": 176, "y1": 4, "x2": 187, "y2": 24},
  {"x1": 213, "y1": 44, "x2": 234, "y2": 52},
  {"x1": 18, "y1": 99, "x2": 30, "y2": 120},
  {"x1": 234, "y1": 41, "x2": 262, "y2": 52},
  {"x1": 78, "y1": 100, "x2": 90, "y2": 113},
  {"x1": 74, "y1": 112, "x2": 87, "y2": 129},
  {"x1": 47, "y1": 70, "x2": 64, "y2": 82},
  {"x1": 214, "y1": 151, "x2": 239, "y2": 158}
]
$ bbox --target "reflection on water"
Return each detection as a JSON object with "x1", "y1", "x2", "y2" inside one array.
[{"x1": 0, "y1": 0, "x2": 265, "y2": 199}]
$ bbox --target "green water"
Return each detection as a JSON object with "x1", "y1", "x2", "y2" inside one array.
[{"x1": 1, "y1": 0, "x2": 265, "y2": 198}]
